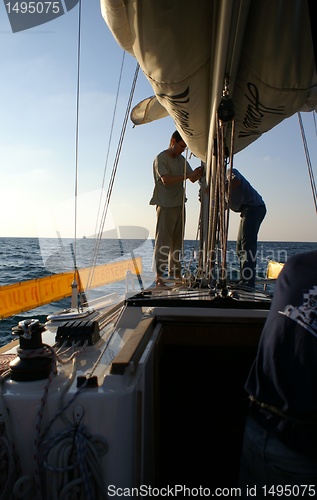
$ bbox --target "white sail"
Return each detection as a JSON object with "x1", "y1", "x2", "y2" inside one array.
[{"x1": 101, "y1": 0, "x2": 317, "y2": 162}]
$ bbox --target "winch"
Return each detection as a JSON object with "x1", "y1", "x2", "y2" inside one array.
[{"x1": 10, "y1": 319, "x2": 53, "y2": 381}]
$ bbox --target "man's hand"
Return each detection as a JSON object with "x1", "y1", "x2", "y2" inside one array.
[{"x1": 188, "y1": 166, "x2": 203, "y2": 182}]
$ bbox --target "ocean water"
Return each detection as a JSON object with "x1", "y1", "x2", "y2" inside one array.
[{"x1": 0, "y1": 237, "x2": 316, "y2": 347}]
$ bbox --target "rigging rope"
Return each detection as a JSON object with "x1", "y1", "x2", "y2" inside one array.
[
  {"x1": 68, "y1": 5, "x2": 139, "y2": 299},
  {"x1": 298, "y1": 112, "x2": 317, "y2": 213},
  {"x1": 63, "y1": 0, "x2": 136, "y2": 306},
  {"x1": 207, "y1": 105, "x2": 235, "y2": 287},
  {"x1": 92, "y1": 51, "x2": 126, "y2": 242},
  {"x1": 72, "y1": 0, "x2": 82, "y2": 281},
  {"x1": 181, "y1": 148, "x2": 189, "y2": 260},
  {"x1": 223, "y1": 119, "x2": 235, "y2": 279},
  {"x1": 86, "y1": 63, "x2": 140, "y2": 291},
  {"x1": 182, "y1": 184, "x2": 204, "y2": 285}
]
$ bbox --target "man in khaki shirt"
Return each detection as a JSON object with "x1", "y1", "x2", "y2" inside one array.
[{"x1": 150, "y1": 130, "x2": 202, "y2": 287}]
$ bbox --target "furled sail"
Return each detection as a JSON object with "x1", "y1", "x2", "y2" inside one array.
[
  {"x1": 101, "y1": 0, "x2": 317, "y2": 162},
  {"x1": 130, "y1": 96, "x2": 169, "y2": 126}
]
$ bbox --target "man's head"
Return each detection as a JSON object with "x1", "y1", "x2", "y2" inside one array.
[{"x1": 169, "y1": 130, "x2": 187, "y2": 155}]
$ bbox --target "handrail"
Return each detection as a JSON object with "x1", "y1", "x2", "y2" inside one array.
[{"x1": 111, "y1": 317, "x2": 155, "y2": 375}]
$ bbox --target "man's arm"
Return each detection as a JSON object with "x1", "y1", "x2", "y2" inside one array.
[{"x1": 161, "y1": 166, "x2": 203, "y2": 186}]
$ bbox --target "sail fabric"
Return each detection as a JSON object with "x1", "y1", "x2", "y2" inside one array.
[
  {"x1": 130, "y1": 96, "x2": 169, "y2": 126},
  {"x1": 101, "y1": 0, "x2": 214, "y2": 161},
  {"x1": 101, "y1": 0, "x2": 317, "y2": 162}
]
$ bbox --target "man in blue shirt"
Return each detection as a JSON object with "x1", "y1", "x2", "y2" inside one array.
[
  {"x1": 239, "y1": 249, "x2": 317, "y2": 495},
  {"x1": 227, "y1": 168, "x2": 266, "y2": 287}
]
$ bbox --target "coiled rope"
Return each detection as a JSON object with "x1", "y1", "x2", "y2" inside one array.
[
  {"x1": 39, "y1": 422, "x2": 107, "y2": 500},
  {"x1": 3, "y1": 340, "x2": 109, "y2": 500}
]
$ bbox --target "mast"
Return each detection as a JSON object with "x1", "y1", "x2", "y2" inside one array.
[{"x1": 201, "y1": 0, "x2": 251, "y2": 286}]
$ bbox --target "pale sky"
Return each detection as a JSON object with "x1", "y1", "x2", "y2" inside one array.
[{"x1": 0, "y1": 1, "x2": 317, "y2": 242}]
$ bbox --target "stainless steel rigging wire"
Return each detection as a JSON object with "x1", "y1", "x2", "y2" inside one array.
[
  {"x1": 298, "y1": 111, "x2": 317, "y2": 214},
  {"x1": 70, "y1": 2, "x2": 139, "y2": 303},
  {"x1": 93, "y1": 51, "x2": 126, "y2": 240},
  {"x1": 72, "y1": 0, "x2": 82, "y2": 280},
  {"x1": 86, "y1": 63, "x2": 140, "y2": 291}
]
